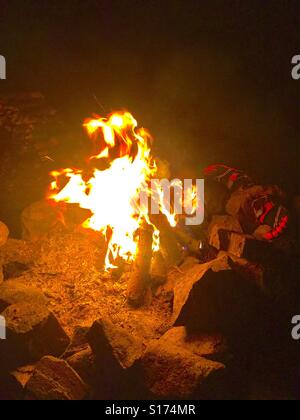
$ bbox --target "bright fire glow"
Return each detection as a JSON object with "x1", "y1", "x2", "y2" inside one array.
[{"x1": 48, "y1": 111, "x2": 178, "y2": 270}]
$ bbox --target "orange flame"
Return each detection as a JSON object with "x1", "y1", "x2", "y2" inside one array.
[{"x1": 48, "y1": 111, "x2": 175, "y2": 270}]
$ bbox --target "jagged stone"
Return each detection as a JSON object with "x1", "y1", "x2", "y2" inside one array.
[
  {"x1": 0, "y1": 365, "x2": 34, "y2": 400},
  {"x1": 66, "y1": 346, "x2": 96, "y2": 385},
  {"x1": 141, "y1": 327, "x2": 226, "y2": 398},
  {"x1": 0, "y1": 280, "x2": 48, "y2": 312},
  {"x1": 171, "y1": 256, "x2": 226, "y2": 324},
  {"x1": 2, "y1": 262, "x2": 30, "y2": 280},
  {"x1": 25, "y1": 356, "x2": 87, "y2": 400},
  {"x1": 87, "y1": 317, "x2": 144, "y2": 370},
  {"x1": 0, "y1": 302, "x2": 69, "y2": 368}
]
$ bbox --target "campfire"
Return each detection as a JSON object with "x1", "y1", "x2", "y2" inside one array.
[
  {"x1": 48, "y1": 111, "x2": 164, "y2": 271},
  {"x1": 47, "y1": 111, "x2": 200, "y2": 306},
  {"x1": 0, "y1": 94, "x2": 299, "y2": 401}
]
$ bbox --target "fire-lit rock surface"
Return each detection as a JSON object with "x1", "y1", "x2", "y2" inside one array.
[
  {"x1": 0, "y1": 94, "x2": 299, "y2": 400},
  {"x1": 88, "y1": 317, "x2": 145, "y2": 370},
  {"x1": 25, "y1": 356, "x2": 88, "y2": 400},
  {"x1": 141, "y1": 327, "x2": 227, "y2": 398},
  {"x1": 0, "y1": 365, "x2": 34, "y2": 400},
  {"x1": 0, "y1": 280, "x2": 48, "y2": 312},
  {"x1": 0, "y1": 232, "x2": 173, "y2": 339},
  {"x1": 0, "y1": 302, "x2": 70, "y2": 369},
  {"x1": 65, "y1": 347, "x2": 95, "y2": 386},
  {"x1": 171, "y1": 256, "x2": 228, "y2": 324},
  {"x1": 0, "y1": 215, "x2": 299, "y2": 399}
]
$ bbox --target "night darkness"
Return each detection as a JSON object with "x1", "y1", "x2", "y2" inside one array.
[
  {"x1": 1, "y1": 0, "x2": 300, "y2": 190},
  {"x1": 1, "y1": 0, "x2": 300, "y2": 402}
]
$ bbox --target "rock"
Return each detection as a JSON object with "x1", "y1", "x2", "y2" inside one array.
[
  {"x1": 2, "y1": 261, "x2": 29, "y2": 280},
  {"x1": 87, "y1": 318, "x2": 146, "y2": 399},
  {"x1": 0, "y1": 302, "x2": 70, "y2": 368},
  {"x1": 66, "y1": 346, "x2": 96, "y2": 385},
  {"x1": 141, "y1": 327, "x2": 226, "y2": 398},
  {"x1": 175, "y1": 268, "x2": 267, "y2": 355},
  {"x1": 21, "y1": 200, "x2": 92, "y2": 241},
  {"x1": 171, "y1": 256, "x2": 226, "y2": 324},
  {"x1": 208, "y1": 215, "x2": 244, "y2": 256},
  {"x1": 87, "y1": 317, "x2": 144, "y2": 370},
  {"x1": 150, "y1": 251, "x2": 168, "y2": 287},
  {"x1": 0, "y1": 238, "x2": 36, "y2": 282},
  {"x1": 157, "y1": 327, "x2": 229, "y2": 363},
  {"x1": 62, "y1": 326, "x2": 90, "y2": 359},
  {"x1": 227, "y1": 255, "x2": 264, "y2": 290},
  {"x1": 0, "y1": 365, "x2": 34, "y2": 400},
  {"x1": 62, "y1": 326, "x2": 96, "y2": 385},
  {"x1": 0, "y1": 280, "x2": 48, "y2": 312},
  {"x1": 0, "y1": 221, "x2": 9, "y2": 247},
  {"x1": 21, "y1": 200, "x2": 64, "y2": 241},
  {"x1": 25, "y1": 356, "x2": 88, "y2": 400}
]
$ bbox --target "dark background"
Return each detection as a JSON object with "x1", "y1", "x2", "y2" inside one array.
[{"x1": 0, "y1": 0, "x2": 300, "y2": 192}]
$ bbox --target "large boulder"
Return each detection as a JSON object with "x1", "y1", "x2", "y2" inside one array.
[
  {"x1": 141, "y1": 327, "x2": 226, "y2": 398},
  {"x1": 175, "y1": 268, "x2": 267, "y2": 357},
  {"x1": 171, "y1": 256, "x2": 227, "y2": 325},
  {"x1": 0, "y1": 302, "x2": 70, "y2": 369},
  {"x1": 0, "y1": 239, "x2": 37, "y2": 284},
  {"x1": 87, "y1": 317, "x2": 146, "y2": 399},
  {"x1": 87, "y1": 317, "x2": 144, "y2": 370},
  {"x1": 25, "y1": 356, "x2": 88, "y2": 400},
  {"x1": 0, "y1": 280, "x2": 48, "y2": 312}
]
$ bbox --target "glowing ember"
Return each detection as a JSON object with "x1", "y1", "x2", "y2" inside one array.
[{"x1": 48, "y1": 111, "x2": 176, "y2": 270}]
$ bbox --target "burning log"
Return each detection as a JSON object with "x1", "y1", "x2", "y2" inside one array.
[
  {"x1": 150, "y1": 251, "x2": 168, "y2": 288},
  {"x1": 150, "y1": 214, "x2": 183, "y2": 267},
  {"x1": 127, "y1": 221, "x2": 154, "y2": 307}
]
